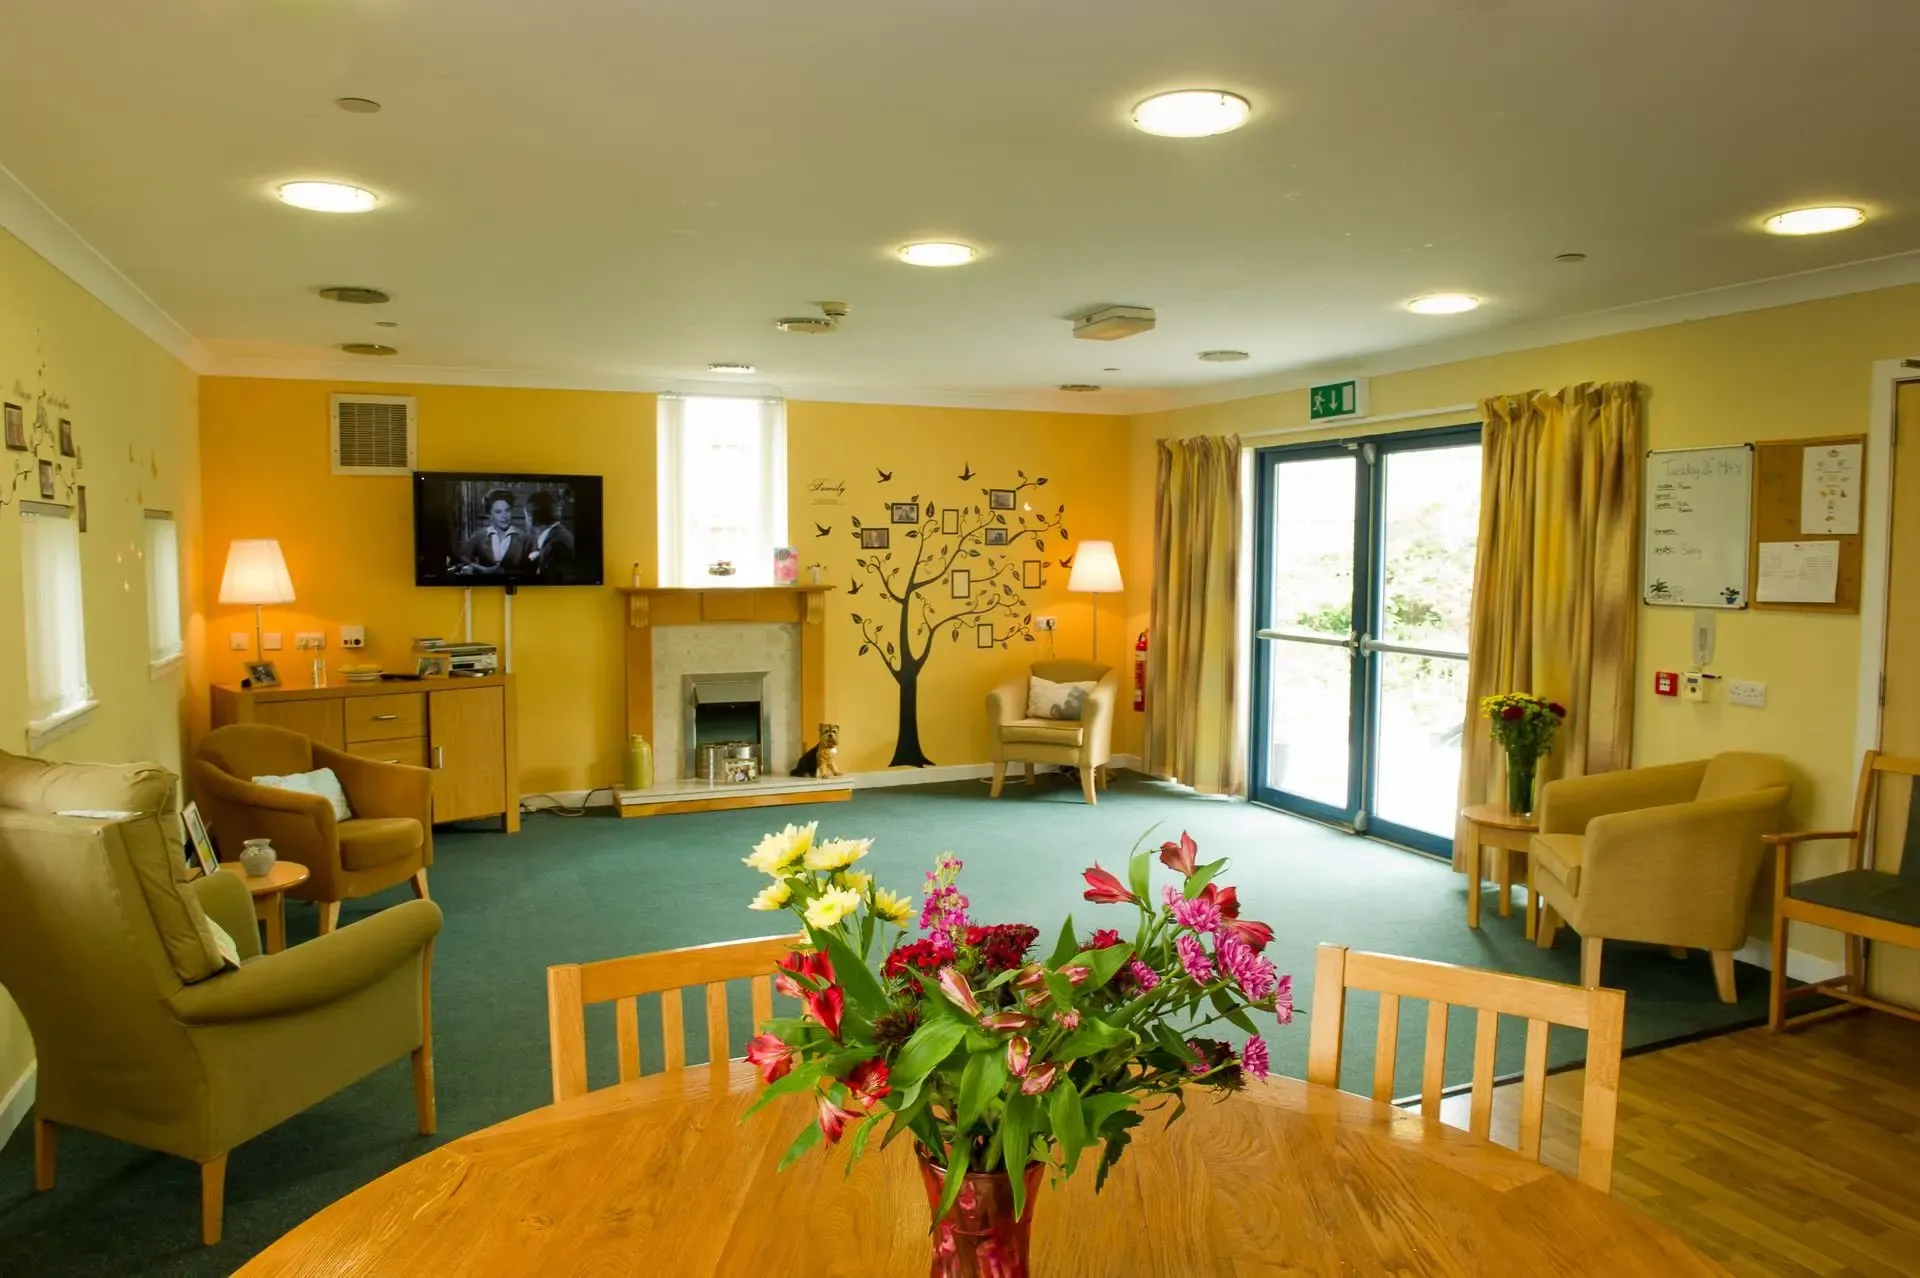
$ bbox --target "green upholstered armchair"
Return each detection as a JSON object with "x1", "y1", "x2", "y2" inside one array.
[
  {"x1": 193, "y1": 722, "x2": 434, "y2": 934},
  {"x1": 0, "y1": 749, "x2": 442, "y2": 1246}
]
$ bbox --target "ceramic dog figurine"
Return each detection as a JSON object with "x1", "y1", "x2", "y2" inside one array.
[{"x1": 793, "y1": 723, "x2": 841, "y2": 779}]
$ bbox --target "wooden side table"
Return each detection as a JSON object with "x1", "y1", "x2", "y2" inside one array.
[
  {"x1": 216, "y1": 861, "x2": 312, "y2": 954},
  {"x1": 1460, "y1": 803, "x2": 1540, "y2": 937}
]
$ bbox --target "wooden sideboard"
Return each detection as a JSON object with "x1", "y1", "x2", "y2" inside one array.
[{"x1": 210, "y1": 674, "x2": 520, "y2": 832}]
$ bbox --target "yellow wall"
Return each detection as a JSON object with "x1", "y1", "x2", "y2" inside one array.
[
  {"x1": 1127, "y1": 283, "x2": 1920, "y2": 967},
  {"x1": 196, "y1": 381, "x2": 1132, "y2": 786},
  {"x1": 0, "y1": 226, "x2": 201, "y2": 1119}
]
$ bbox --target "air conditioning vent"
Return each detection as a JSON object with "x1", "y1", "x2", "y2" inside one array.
[{"x1": 330, "y1": 394, "x2": 416, "y2": 475}]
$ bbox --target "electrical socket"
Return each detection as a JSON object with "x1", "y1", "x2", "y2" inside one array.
[
  {"x1": 262, "y1": 632, "x2": 283, "y2": 651},
  {"x1": 1728, "y1": 680, "x2": 1767, "y2": 708},
  {"x1": 296, "y1": 632, "x2": 326, "y2": 650},
  {"x1": 1034, "y1": 616, "x2": 1058, "y2": 632},
  {"x1": 229, "y1": 633, "x2": 250, "y2": 651},
  {"x1": 339, "y1": 625, "x2": 366, "y2": 649}
]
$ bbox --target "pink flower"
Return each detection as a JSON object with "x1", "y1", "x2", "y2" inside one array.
[
  {"x1": 1124, "y1": 958, "x2": 1160, "y2": 992},
  {"x1": 1176, "y1": 934, "x2": 1216, "y2": 984},
  {"x1": 1020, "y1": 1062, "x2": 1060, "y2": 1095},
  {"x1": 1241, "y1": 1036, "x2": 1271, "y2": 1081},
  {"x1": 817, "y1": 1092, "x2": 861, "y2": 1143},
  {"x1": 845, "y1": 1059, "x2": 892, "y2": 1112},
  {"x1": 980, "y1": 1011, "x2": 1039, "y2": 1032},
  {"x1": 1272, "y1": 974, "x2": 1294, "y2": 1026},
  {"x1": 1164, "y1": 884, "x2": 1222, "y2": 934},
  {"x1": 1059, "y1": 964, "x2": 1090, "y2": 985},
  {"x1": 745, "y1": 1033, "x2": 796, "y2": 1084},
  {"x1": 937, "y1": 966, "x2": 981, "y2": 1016},
  {"x1": 1087, "y1": 928, "x2": 1125, "y2": 950},
  {"x1": 1055, "y1": 1008, "x2": 1081, "y2": 1030},
  {"x1": 1006, "y1": 1035, "x2": 1031, "y2": 1076},
  {"x1": 1158, "y1": 831, "x2": 1198, "y2": 876},
  {"x1": 1216, "y1": 934, "x2": 1280, "y2": 1002},
  {"x1": 1082, "y1": 864, "x2": 1137, "y2": 905}
]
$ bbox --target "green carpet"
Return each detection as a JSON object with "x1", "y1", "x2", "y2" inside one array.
[{"x1": 0, "y1": 775, "x2": 1767, "y2": 1275}]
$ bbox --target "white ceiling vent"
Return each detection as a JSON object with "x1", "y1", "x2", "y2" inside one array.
[{"x1": 330, "y1": 394, "x2": 416, "y2": 475}]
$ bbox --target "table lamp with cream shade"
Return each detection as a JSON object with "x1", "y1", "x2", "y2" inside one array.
[
  {"x1": 219, "y1": 538, "x2": 295, "y2": 660},
  {"x1": 1067, "y1": 539, "x2": 1124, "y2": 661}
]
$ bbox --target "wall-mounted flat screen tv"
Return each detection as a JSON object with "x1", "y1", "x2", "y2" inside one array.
[{"x1": 413, "y1": 471, "x2": 605, "y2": 587}]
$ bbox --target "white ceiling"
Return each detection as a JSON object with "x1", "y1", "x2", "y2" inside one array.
[{"x1": 3, "y1": 0, "x2": 1918, "y2": 414}]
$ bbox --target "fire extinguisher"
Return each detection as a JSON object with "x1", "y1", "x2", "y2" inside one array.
[{"x1": 1133, "y1": 630, "x2": 1148, "y2": 712}]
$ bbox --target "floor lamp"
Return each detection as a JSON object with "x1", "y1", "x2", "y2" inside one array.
[
  {"x1": 219, "y1": 539, "x2": 296, "y2": 661},
  {"x1": 1067, "y1": 540, "x2": 1124, "y2": 662}
]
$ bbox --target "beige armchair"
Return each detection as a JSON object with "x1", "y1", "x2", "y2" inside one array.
[
  {"x1": 193, "y1": 723, "x2": 433, "y2": 933},
  {"x1": 0, "y1": 749, "x2": 442, "y2": 1245},
  {"x1": 1531, "y1": 752, "x2": 1792, "y2": 1002},
  {"x1": 987, "y1": 659, "x2": 1117, "y2": 804}
]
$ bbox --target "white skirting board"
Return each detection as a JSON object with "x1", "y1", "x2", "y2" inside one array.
[{"x1": 0, "y1": 1062, "x2": 36, "y2": 1154}]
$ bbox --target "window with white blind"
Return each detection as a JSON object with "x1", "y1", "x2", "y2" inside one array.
[
  {"x1": 145, "y1": 510, "x2": 183, "y2": 674},
  {"x1": 20, "y1": 504, "x2": 95, "y2": 746},
  {"x1": 657, "y1": 395, "x2": 789, "y2": 587}
]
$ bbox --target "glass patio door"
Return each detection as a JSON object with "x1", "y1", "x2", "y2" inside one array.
[{"x1": 1251, "y1": 428, "x2": 1481, "y2": 855}]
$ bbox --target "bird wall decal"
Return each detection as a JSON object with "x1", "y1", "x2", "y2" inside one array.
[
  {"x1": 815, "y1": 522, "x2": 833, "y2": 537},
  {"x1": 848, "y1": 577, "x2": 863, "y2": 595},
  {"x1": 958, "y1": 462, "x2": 975, "y2": 481},
  {"x1": 876, "y1": 467, "x2": 893, "y2": 483}
]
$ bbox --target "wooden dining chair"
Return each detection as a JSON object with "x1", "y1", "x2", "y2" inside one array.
[
  {"x1": 1306, "y1": 943, "x2": 1627, "y2": 1192},
  {"x1": 545, "y1": 934, "x2": 799, "y2": 1103}
]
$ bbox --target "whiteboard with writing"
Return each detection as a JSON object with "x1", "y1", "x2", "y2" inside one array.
[{"x1": 1644, "y1": 445, "x2": 1752, "y2": 608}]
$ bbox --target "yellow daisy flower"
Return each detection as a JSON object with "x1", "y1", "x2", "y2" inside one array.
[
  {"x1": 804, "y1": 886, "x2": 863, "y2": 930},
  {"x1": 873, "y1": 887, "x2": 914, "y2": 928},
  {"x1": 748, "y1": 880, "x2": 792, "y2": 912},
  {"x1": 744, "y1": 821, "x2": 818, "y2": 875},
  {"x1": 804, "y1": 837, "x2": 872, "y2": 872}
]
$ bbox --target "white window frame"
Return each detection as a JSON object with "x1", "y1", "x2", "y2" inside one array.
[
  {"x1": 657, "y1": 395, "x2": 789, "y2": 587},
  {"x1": 20, "y1": 501, "x2": 96, "y2": 748},
  {"x1": 145, "y1": 509, "x2": 184, "y2": 677}
]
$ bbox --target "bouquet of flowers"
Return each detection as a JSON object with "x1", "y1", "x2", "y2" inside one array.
[
  {"x1": 1479, "y1": 691, "x2": 1567, "y2": 814},
  {"x1": 741, "y1": 823, "x2": 1290, "y2": 1274}
]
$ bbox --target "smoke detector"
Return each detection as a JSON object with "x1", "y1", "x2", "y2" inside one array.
[
  {"x1": 776, "y1": 300, "x2": 849, "y2": 334},
  {"x1": 1073, "y1": 305, "x2": 1156, "y2": 341},
  {"x1": 319, "y1": 286, "x2": 391, "y2": 305}
]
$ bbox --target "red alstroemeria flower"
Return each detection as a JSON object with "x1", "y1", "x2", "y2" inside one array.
[
  {"x1": 1056, "y1": 1008, "x2": 1081, "y2": 1030},
  {"x1": 1087, "y1": 928, "x2": 1125, "y2": 950},
  {"x1": 745, "y1": 1033, "x2": 796, "y2": 1084},
  {"x1": 1006, "y1": 1035, "x2": 1032, "y2": 1077},
  {"x1": 980, "y1": 1011, "x2": 1040, "y2": 1032},
  {"x1": 1199, "y1": 884, "x2": 1273, "y2": 953},
  {"x1": 937, "y1": 966, "x2": 981, "y2": 1016},
  {"x1": 1020, "y1": 1062, "x2": 1060, "y2": 1095},
  {"x1": 775, "y1": 949, "x2": 835, "y2": 998},
  {"x1": 845, "y1": 1059, "x2": 892, "y2": 1112},
  {"x1": 1082, "y1": 864, "x2": 1137, "y2": 905},
  {"x1": 804, "y1": 984, "x2": 846, "y2": 1040},
  {"x1": 817, "y1": 1092, "x2": 862, "y2": 1143},
  {"x1": 1158, "y1": 831, "x2": 1199, "y2": 877},
  {"x1": 1058, "y1": 964, "x2": 1091, "y2": 985}
]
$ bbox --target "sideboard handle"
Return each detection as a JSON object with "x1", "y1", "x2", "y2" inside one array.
[
  {"x1": 433, "y1": 746, "x2": 444, "y2": 768},
  {"x1": 372, "y1": 713, "x2": 400, "y2": 721}
]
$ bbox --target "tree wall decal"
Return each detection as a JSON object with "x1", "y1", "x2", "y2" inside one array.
[{"x1": 848, "y1": 471, "x2": 1067, "y2": 767}]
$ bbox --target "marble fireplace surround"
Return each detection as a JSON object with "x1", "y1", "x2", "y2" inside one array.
[{"x1": 657, "y1": 635, "x2": 792, "y2": 781}]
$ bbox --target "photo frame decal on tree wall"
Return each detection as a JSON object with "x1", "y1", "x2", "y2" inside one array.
[
  {"x1": 860, "y1": 527, "x2": 890, "y2": 549},
  {"x1": 2, "y1": 403, "x2": 22, "y2": 452},
  {"x1": 976, "y1": 624, "x2": 994, "y2": 649},
  {"x1": 1022, "y1": 560, "x2": 1043, "y2": 591},
  {"x1": 950, "y1": 569, "x2": 970, "y2": 599},
  {"x1": 941, "y1": 508, "x2": 960, "y2": 535},
  {"x1": 984, "y1": 527, "x2": 1009, "y2": 546}
]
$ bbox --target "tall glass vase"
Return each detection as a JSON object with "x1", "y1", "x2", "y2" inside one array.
[
  {"x1": 1505, "y1": 749, "x2": 1538, "y2": 816},
  {"x1": 917, "y1": 1149, "x2": 1044, "y2": 1278}
]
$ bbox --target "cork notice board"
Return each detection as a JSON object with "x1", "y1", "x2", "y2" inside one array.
[{"x1": 1748, "y1": 434, "x2": 1865, "y2": 613}]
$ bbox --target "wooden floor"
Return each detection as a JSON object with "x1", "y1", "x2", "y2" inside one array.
[{"x1": 1432, "y1": 1015, "x2": 1920, "y2": 1277}]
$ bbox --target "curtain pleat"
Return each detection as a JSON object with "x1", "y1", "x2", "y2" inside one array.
[
  {"x1": 1453, "y1": 383, "x2": 1641, "y2": 869},
  {"x1": 1146, "y1": 435, "x2": 1244, "y2": 795}
]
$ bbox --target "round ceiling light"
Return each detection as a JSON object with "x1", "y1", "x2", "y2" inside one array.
[
  {"x1": 335, "y1": 97, "x2": 382, "y2": 114},
  {"x1": 898, "y1": 241, "x2": 977, "y2": 267},
  {"x1": 277, "y1": 181, "x2": 379, "y2": 213},
  {"x1": 1198, "y1": 349, "x2": 1250, "y2": 363},
  {"x1": 1131, "y1": 90, "x2": 1251, "y2": 138},
  {"x1": 1762, "y1": 205, "x2": 1866, "y2": 236},
  {"x1": 1406, "y1": 293, "x2": 1481, "y2": 315},
  {"x1": 708, "y1": 362, "x2": 757, "y2": 374},
  {"x1": 318, "y1": 285, "x2": 390, "y2": 304},
  {"x1": 339, "y1": 342, "x2": 397, "y2": 356}
]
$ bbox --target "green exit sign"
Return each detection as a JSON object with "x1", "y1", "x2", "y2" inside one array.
[{"x1": 1308, "y1": 378, "x2": 1369, "y2": 422}]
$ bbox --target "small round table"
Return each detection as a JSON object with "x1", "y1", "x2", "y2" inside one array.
[
  {"x1": 216, "y1": 861, "x2": 311, "y2": 954},
  {"x1": 1461, "y1": 802, "x2": 1540, "y2": 937}
]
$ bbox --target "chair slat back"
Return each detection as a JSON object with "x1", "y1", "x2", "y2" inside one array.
[
  {"x1": 546, "y1": 934, "x2": 799, "y2": 1103},
  {"x1": 1306, "y1": 944, "x2": 1626, "y2": 1191}
]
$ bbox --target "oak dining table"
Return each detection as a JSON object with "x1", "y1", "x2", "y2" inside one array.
[{"x1": 238, "y1": 1061, "x2": 1725, "y2": 1276}]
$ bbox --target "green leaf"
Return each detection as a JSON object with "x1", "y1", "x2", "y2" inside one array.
[
  {"x1": 1055, "y1": 1016, "x2": 1134, "y2": 1061},
  {"x1": 881, "y1": 1083, "x2": 933, "y2": 1149},
  {"x1": 1126, "y1": 847, "x2": 1151, "y2": 905},
  {"x1": 1151, "y1": 1022, "x2": 1196, "y2": 1065},
  {"x1": 956, "y1": 1046, "x2": 1009, "y2": 1135},
  {"x1": 778, "y1": 1120, "x2": 823, "y2": 1171},
  {"x1": 844, "y1": 1114, "x2": 877, "y2": 1174},
  {"x1": 1047, "y1": 916, "x2": 1080, "y2": 968},
  {"x1": 1183, "y1": 858, "x2": 1228, "y2": 899},
  {"x1": 1079, "y1": 940, "x2": 1134, "y2": 993},
  {"x1": 1043, "y1": 969, "x2": 1076, "y2": 1013},
  {"x1": 1001, "y1": 1092, "x2": 1037, "y2": 1220},
  {"x1": 892, "y1": 1017, "x2": 968, "y2": 1087},
  {"x1": 1208, "y1": 987, "x2": 1259, "y2": 1035},
  {"x1": 1081, "y1": 1093, "x2": 1139, "y2": 1135},
  {"x1": 936, "y1": 1145, "x2": 970, "y2": 1221},
  {"x1": 1049, "y1": 1083, "x2": 1089, "y2": 1176},
  {"x1": 740, "y1": 1060, "x2": 824, "y2": 1121},
  {"x1": 812, "y1": 925, "x2": 887, "y2": 1017}
]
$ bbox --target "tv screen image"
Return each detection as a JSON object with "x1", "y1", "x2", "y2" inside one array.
[{"x1": 413, "y1": 472, "x2": 605, "y2": 587}]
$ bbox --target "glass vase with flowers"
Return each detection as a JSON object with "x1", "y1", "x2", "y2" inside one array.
[{"x1": 1479, "y1": 692, "x2": 1567, "y2": 815}]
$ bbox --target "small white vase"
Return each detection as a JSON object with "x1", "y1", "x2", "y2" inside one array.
[{"x1": 239, "y1": 839, "x2": 277, "y2": 878}]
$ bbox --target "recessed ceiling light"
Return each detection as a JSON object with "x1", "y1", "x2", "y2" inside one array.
[
  {"x1": 1198, "y1": 349, "x2": 1250, "y2": 363},
  {"x1": 1555, "y1": 252, "x2": 1588, "y2": 263},
  {"x1": 1407, "y1": 293, "x2": 1481, "y2": 315},
  {"x1": 374, "y1": 321, "x2": 399, "y2": 328},
  {"x1": 898, "y1": 242, "x2": 977, "y2": 267},
  {"x1": 1059, "y1": 383, "x2": 1101, "y2": 393},
  {"x1": 277, "y1": 181, "x2": 379, "y2": 213},
  {"x1": 318, "y1": 285, "x2": 390, "y2": 304},
  {"x1": 335, "y1": 97, "x2": 382, "y2": 114},
  {"x1": 1762, "y1": 206, "x2": 1866, "y2": 236},
  {"x1": 339, "y1": 342, "x2": 397, "y2": 356},
  {"x1": 708, "y1": 362, "x2": 756, "y2": 374},
  {"x1": 1131, "y1": 90, "x2": 1251, "y2": 138}
]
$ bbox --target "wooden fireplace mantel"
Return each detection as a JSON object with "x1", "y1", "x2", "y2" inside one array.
[{"x1": 617, "y1": 584, "x2": 841, "y2": 817}]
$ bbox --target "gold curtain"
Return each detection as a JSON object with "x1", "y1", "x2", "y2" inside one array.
[
  {"x1": 1454, "y1": 383, "x2": 1641, "y2": 869},
  {"x1": 1146, "y1": 435, "x2": 1244, "y2": 795}
]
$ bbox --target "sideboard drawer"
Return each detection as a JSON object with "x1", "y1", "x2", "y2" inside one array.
[
  {"x1": 345, "y1": 693, "x2": 427, "y2": 743},
  {"x1": 346, "y1": 737, "x2": 430, "y2": 769}
]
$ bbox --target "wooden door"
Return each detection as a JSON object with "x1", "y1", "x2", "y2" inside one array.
[
  {"x1": 429, "y1": 686, "x2": 508, "y2": 823},
  {"x1": 1875, "y1": 379, "x2": 1920, "y2": 1004}
]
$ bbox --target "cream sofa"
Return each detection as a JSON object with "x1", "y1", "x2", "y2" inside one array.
[{"x1": 986, "y1": 660, "x2": 1117, "y2": 804}]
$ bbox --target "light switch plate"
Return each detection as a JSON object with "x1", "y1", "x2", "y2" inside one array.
[
  {"x1": 296, "y1": 632, "x2": 326, "y2": 650},
  {"x1": 1728, "y1": 680, "x2": 1767, "y2": 708},
  {"x1": 262, "y1": 632, "x2": 283, "y2": 651},
  {"x1": 229, "y1": 633, "x2": 250, "y2": 651}
]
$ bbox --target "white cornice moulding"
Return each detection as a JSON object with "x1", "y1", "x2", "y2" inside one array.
[{"x1": 0, "y1": 161, "x2": 212, "y2": 374}]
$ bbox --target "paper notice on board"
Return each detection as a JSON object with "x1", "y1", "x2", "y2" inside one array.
[
  {"x1": 1756, "y1": 540, "x2": 1839, "y2": 604},
  {"x1": 1801, "y1": 443, "x2": 1862, "y2": 535}
]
